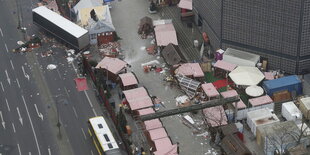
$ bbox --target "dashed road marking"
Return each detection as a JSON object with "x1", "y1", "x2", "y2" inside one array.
[
  {"x1": 12, "y1": 123, "x2": 16, "y2": 133},
  {"x1": 81, "y1": 128, "x2": 87, "y2": 140},
  {"x1": 17, "y1": 143, "x2": 21, "y2": 155},
  {"x1": 5, "y1": 98, "x2": 10, "y2": 112}
]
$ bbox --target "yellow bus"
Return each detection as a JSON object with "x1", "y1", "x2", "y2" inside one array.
[{"x1": 88, "y1": 116, "x2": 123, "y2": 155}]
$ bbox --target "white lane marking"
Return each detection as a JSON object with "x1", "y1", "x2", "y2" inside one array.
[
  {"x1": 91, "y1": 150, "x2": 94, "y2": 155},
  {"x1": 64, "y1": 87, "x2": 70, "y2": 97},
  {"x1": 34, "y1": 104, "x2": 43, "y2": 120},
  {"x1": 81, "y1": 128, "x2": 87, "y2": 140},
  {"x1": 5, "y1": 98, "x2": 10, "y2": 112},
  {"x1": 16, "y1": 78, "x2": 21, "y2": 88},
  {"x1": 84, "y1": 91, "x2": 97, "y2": 116},
  {"x1": 10, "y1": 60, "x2": 15, "y2": 70},
  {"x1": 0, "y1": 111, "x2": 5, "y2": 129},
  {"x1": 29, "y1": 152, "x2": 31, "y2": 155},
  {"x1": 0, "y1": 27, "x2": 3, "y2": 37},
  {"x1": 48, "y1": 147, "x2": 51, "y2": 155},
  {"x1": 21, "y1": 66, "x2": 30, "y2": 80},
  {"x1": 21, "y1": 95, "x2": 42, "y2": 155},
  {"x1": 17, "y1": 143, "x2": 22, "y2": 155},
  {"x1": 5, "y1": 70, "x2": 11, "y2": 85},
  {"x1": 72, "y1": 106, "x2": 78, "y2": 118},
  {"x1": 0, "y1": 82, "x2": 4, "y2": 92},
  {"x1": 12, "y1": 123, "x2": 16, "y2": 133},
  {"x1": 4, "y1": 43, "x2": 8, "y2": 53},
  {"x1": 16, "y1": 107, "x2": 23, "y2": 126}
]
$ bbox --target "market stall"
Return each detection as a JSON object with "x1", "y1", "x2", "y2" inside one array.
[
  {"x1": 122, "y1": 87, "x2": 153, "y2": 111},
  {"x1": 175, "y1": 74, "x2": 201, "y2": 99},
  {"x1": 223, "y1": 48, "x2": 260, "y2": 67},
  {"x1": 221, "y1": 90, "x2": 247, "y2": 120},
  {"x1": 203, "y1": 106, "x2": 228, "y2": 127},
  {"x1": 95, "y1": 57, "x2": 127, "y2": 82},
  {"x1": 174, "y1": 63, "x2": 204, "y2": 81},
  {"x1": 229, "y1": 66, "x2": 264, "y2": 86},
  {"x1": 201, "y1": 83, "x2": 220, "y2": 100},
  {"x1": 154, "y1": 20, "x2": 178, "y2": 47},
  {"x1": 161, "y1": 43, "x2": 186, "y2": 66},
  {"x1": 213, "y1": 60, "x2": 237, "y2": 78},
  {"x1": 153, "y1": 137, "x2": 178, "y2": 155},
  {"x1": 118, "y1": 72, "x2": 138, "y2": 90},
  {"x1": 248, "y1": 95, "x2": 274, "y2": 111}
]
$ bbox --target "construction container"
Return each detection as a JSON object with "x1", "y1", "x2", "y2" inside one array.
[
  {"x1": 281, "y1": 102, "x2": 302, "y2": 124},
  {"x1": 262, "y1": 75, "x2": 302, "y2": 97},
  {"x1": 299, "y1": 97, "x2": 310, "y2": 120},
  {"x1": 272, "y1": 90, "x2": 292, "y2": 103},
  {"x1": 246, "y1": 108, "x2": 279, "y2": 136}
]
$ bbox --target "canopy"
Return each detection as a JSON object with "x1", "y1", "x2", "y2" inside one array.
[
  {"x1": 119, "y1": 72, "x2": 138, "y2": 86},
  {"x1": 148, "y1": 127, "x2": 168, "y2": 141},
  {"x1": 201, "y1": 83, "x2": 219, "y2": 98},
  {"x1": 249, "y1": 95, "x2": 273, "y2": 107},
  {"x1": 229, "y1": 66, "x2": 264, "y2": 86},
  {"x1": 154, "y1": 23, "x2": 178, "y2": 46},
  {"x1": 175, "y1": 63, "x2": 204, "y2": 78},
  {"x1": 123, "y1": 87, "x2": 153, "y2": 110},
  {"x1": 223, "y1": 48, "x2": 260, "y2": 67},
  {"x1": 153, "y1": 137, "x2": 178, "y2": 155},
  {"x1": 214, "y1": 60, "x2": 237, "y2": 72},
  {"x1": 178, "y1": 0, "x2": 192, "y2": 10},
  {"x1": 95, "y1": 57, "x2": 127, "y2": 74},
  {"x1": 245, "y1": 85, "x2": 264, "y2": 97},
  {"x1": 144, "y1": 119, "x2": 163, "y2": 130},
  {"x1": 220, "y1": 90, "x2": 246, "y2": 109},
  {"x1": 161, "y1": 43, "x2": 186, "y2": 66},
  {"x1": 203, "y1": 106, "x2": 228, "y2": 127}
]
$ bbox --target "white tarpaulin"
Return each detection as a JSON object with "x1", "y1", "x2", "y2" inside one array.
[{"x1": 229, "y1": 66, "x2": 264, "y2": 86}]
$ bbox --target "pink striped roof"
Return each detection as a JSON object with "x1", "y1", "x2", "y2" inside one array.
[
  {"x1": 175, "y1": 63, "x2": 204, "y2": 77},
  {"x1": 119, "y1": 72, "x2": 138, "y2": 86},
  {"x1": 220, "y1": 90, "x2": 238, "y2": 98},
  {"x1": 221, "y1": 90, "x2": 245, "y2": 109},
  {"x1": 214, "y1": 60, "x2": 237, "y2": 72},
  {"x1": 153, "y1": 137, "x2": 178, "y2": 155},
  {"x1": 123, "y1": 87, "x2": 153, "y2": 110},
  {"x1": 232, "y1": 100, "x2": 246, "y2": 109},
  {"x1": 155, "y1": 23, "x2": 178, "y2": 46},
  {"x1": 249, "y1": 95, "x2": 273, "y2": 107},
  {"x1": 264, "y1": 72, "x2": 274, "y2": 80},
  {"x1": 148, "y1": 127, "x2": 168, "y2": 141},
  {"x1": 95, "y1": 57, "x2": 127, "y2": 74},
  {"x1": 201, "y1": 83, "x2": 219, "y2": 97},
  {"x1": 203, "y1": 106, "x2": 228, "y2": 127},
  {"x1": 144, "y1": 119, "x2": 163, "y2": 130},
  {"x1": 137, "y1": 108, "x2": 155, "y2": 116},
  {"x1": 178, "y1": 0, "x2": 192, "y2": 10}
]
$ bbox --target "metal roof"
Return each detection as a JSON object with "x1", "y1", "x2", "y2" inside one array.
[{"x1": 32, "y1": 6, "x2": 88, "y2": 38}]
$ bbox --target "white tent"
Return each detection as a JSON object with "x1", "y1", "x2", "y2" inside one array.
[
  {"x1": 229, "y1": 66, "x2": 264, "y2": 86},
  {"x1": 223, "y1": 48, "x2": 260, "y2": 67}
]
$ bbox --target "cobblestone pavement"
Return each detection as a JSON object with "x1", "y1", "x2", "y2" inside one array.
[{"x1": 109, "y1": 0, "x2": 218, "y2": 155}]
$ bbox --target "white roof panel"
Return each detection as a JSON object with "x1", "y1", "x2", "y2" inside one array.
[
  {"x1": 89, "y1": 117, "x2": 119, "y2": 151},
  {"x1": 33, "y1": 6, "x2": 88, "y2": 38}
]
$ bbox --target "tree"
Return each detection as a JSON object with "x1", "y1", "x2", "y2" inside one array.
[{"x1": 117, "y1": 107, "x2": 127, "y2": 133}]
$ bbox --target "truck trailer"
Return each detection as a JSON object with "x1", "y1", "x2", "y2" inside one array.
[{"x1": 32, "y1": 6, "x2": 89, "y2": 51}]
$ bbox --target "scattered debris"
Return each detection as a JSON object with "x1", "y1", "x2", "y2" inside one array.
[
  {"x1": 141, "y1": 60, "x2": 160, "y2": 67},
  {"x1": 66, "y1": 57, "x2": 74, "y2": 63},
  {"x1": 17, "y1": 41, "x2": 24, "y2": 45},
  {"x1": 47, "y1": 64, "x2": 57, "y2": 70}
]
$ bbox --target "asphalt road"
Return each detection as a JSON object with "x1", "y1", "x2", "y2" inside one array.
[{"x1": 0, "y1": 0, "x2": 106, "y2": 155}]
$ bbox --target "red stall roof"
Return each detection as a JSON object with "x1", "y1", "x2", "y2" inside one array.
[
  {"x1": 154, "y1": 23, "x2": 178, "y2": 46},
  {"x1": 214, "y1": 60, "x2": 237, "y2": 72},
  {"x1": 221, "y1": 90, "x2": 246, "y2": 109},
  {"x1": 249, "y1": 95, "x2": 273, "y2": 107},
  {"x1": 123, "y1": 87, "x2": 153, "y2": 110},
  {"x1": 201, "y1": 83, "x2": 219, "y2": 97},
  {"x1": 153, "y1": 137, "x2": 178, "y2": 155},
  {"x1": 149, "y1": 127, "x2": 168, "y2": 141},
  {"x1": 95, "y1": 57, "x2": 127, "y2": 74},
  {"x1": 119, "y1": 72, "x2": 138, "y2": 86},
  {"x1": 137, "y1": 108, "x2": 155, "y2": 116},
  {"x1": 203, "y1": 106, "x2": 228, "y2": 127},
  {"x1": 175, "y1": 63, "x2": 204, "y2": 78},
  {"x1": 144, "y1": 119, "x2": 163, "y2": 130}
]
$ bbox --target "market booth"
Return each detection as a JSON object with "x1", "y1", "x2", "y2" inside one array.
[
  {"x1": 223, "y1": 48, "x2": 260, "y2": 67},
  {"x1": 161, "y1": 43, "x2": 186, "y2": 66},
  {"x1": 221, "y1": 90, "x2": 247, "y2": 120},
  {"x1": 118, "y1": 72, "x2": 138, "y2": 90},
  {"x1": 201, "y1": 83, "x2": 220, "y2": 100},
  {"x1": 213, "y1": 60, "x2": 237, "y2": 78},
  {"x1": 145, "y1": 127, "x2": 169, "y2": 152},
  {"x1": 122, "y1": 87, "x2": 153, "y2": 113},
  {"x1": 203, "y1": 106, "x2": 228, "y2": 127},
  {"x1": 174, "y1": 63, "x2": 204, "y2": 81},
  {"x1": 95, "y1": 57, "x2": 127, "y2": 82},
  {"x1": 154, "y1": 20, "x2": 178, "y2": 48},
  {"x1": 153, "y1": 137, "x2": 178, "y2": 155}
]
